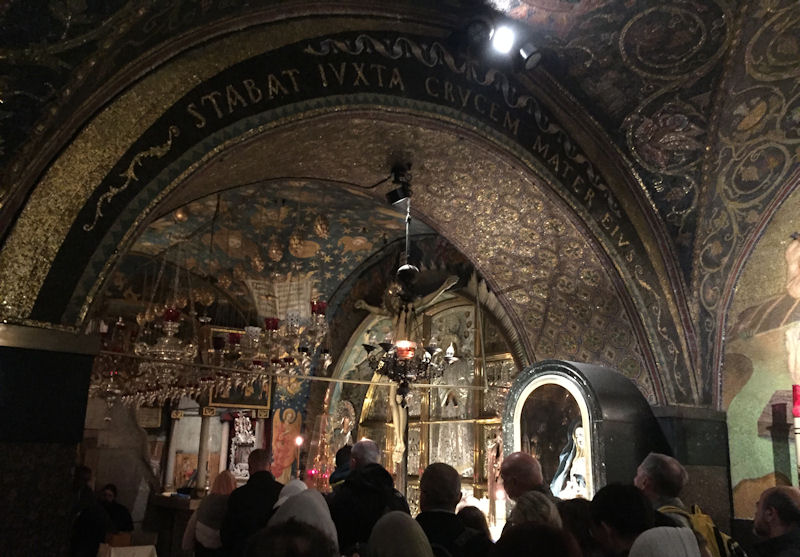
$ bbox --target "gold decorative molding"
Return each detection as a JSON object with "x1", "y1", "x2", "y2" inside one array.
[{"x1": 83, "y1": 125, "x2": 181, "y2": 232}]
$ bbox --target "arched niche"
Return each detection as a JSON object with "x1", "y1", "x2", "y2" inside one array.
[{"x1": 503, "y1": 360, "x2": 671, "y2": 498}]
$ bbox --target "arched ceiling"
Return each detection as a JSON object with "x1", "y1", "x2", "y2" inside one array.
[
  {"x1": 0, "y1": 0, "x2": 734, "y2": 280},
  {"x1": 107, "y1": 178, "x2": 435, "y2": 324},
  {"x1": 2, "y1": 0, "x2": 799, "y2": 408},
  {"x1": 94, "y1": 112, "x2": 658, "y2": 402}
]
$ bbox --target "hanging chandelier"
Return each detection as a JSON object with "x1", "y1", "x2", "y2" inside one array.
[
  {"x1": 221, "y1": 297, "x2": 329, "y2": 378},
  {"x1": 90, "y1": 296, "x2": 329, "y2": 408},
  {"x1": 89, "y1": 254, "x2": 330, "y2": 408},
  {"x1": 360, "y1": 166, "x2": 457, "y2": 404}
]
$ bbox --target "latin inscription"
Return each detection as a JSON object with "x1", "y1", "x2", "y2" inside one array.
[
  {"x1": 317, "y1": 62, "x2": 405, "y2": 90},
  {"x1": 187, "y1": 70, "x2": 302, "y2": 128},
  {"x1": 175, "y1": 44, "x2": 637, "y2": 263}
]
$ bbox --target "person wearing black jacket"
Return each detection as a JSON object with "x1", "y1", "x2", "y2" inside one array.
[
  {"x1": 99, "y1": 483, "x2": 133, "y2": 534},
  {"x1": 326, "y1": 439, "x2": 409, "y2": 555},
  {"x1": 416, "y1": 463, "x2": 492, "y2": 557},
  {"x1": 329, "y1": 444, "x2": 352, "y2": 488},
  {"x1": 221, "y1": 449, "x2": 283, "y2": 557}
]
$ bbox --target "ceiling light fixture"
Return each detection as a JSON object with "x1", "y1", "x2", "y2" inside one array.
[
  {"x1": 490, "y1": 25, "x2": 515, "y2": 54},
  {"x1": 458, "y1": 17, "x2": 542, "y2": 71},
  {"x1": 518, "y1": 41, "x2": 542, "y2": 70},
  {"x1": 385, "y1": 164, "x2": 412, "y2": 206}
]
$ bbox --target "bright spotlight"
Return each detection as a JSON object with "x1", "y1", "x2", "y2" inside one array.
[{"x1": 491, "y1": 25, "x2": 515, "y2": 54}]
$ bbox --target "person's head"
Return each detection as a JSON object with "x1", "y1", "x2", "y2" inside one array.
[
  {"x1": 634, "y1": 452, "x2": 688, "y2": 500},
  {"x1": 368, "y1": 511, "x2": 434, "y2": 557},
  {"x1": 456, "y1": 506, "x2": 491, "y2": 539},
  {"x1": 274, "y1": 479, "x2": 309, "y2": 509},
  {"x1": 500, "y1": 452, "x2": 543, "y2": 500},
  {"x1": 557, "y1": 498, "x2": 597, "y2": 557},
  {"x1": 350, "y1": 439, "x2": 380, "y2": 469},
  {"x1": 335, "y1": 445, "x2": 352, "y2": 469},
  {"x1": 629, "y1": 526, "x2": 702, "y2": 557},
  {"x1": 211, "y1": 470, "x2": 237, "y2": 495},
  {"x1": 591, "y1": 483, "x2": 654, "y2": 556},
  {"x1": 249, "y1": 448, "x2": 272, "y2": 474},
  {"x1": 267, "y1": 490, "x2": 338, "y2": 554},
  {"x1": 100, "y1": 483, "x2": 117, "y2": 503},
  {"x1": 494, "y1": 523, "x2": 581, "y2": 557},
  {"x1": 573, "y1": 426, "x2": 586, "y2": 457},
  {"x1": 419, "y1": 463, "x2": 461, "y2": 512},
  {"x1": 753, "y1": 486, "x2": 800, "y2": 538},
  {"x1": 574, "y1": 425, "x2": 584, "y2": 446},
  {"x1": 509, "y1": 490, "x2": 562, "y2": 528},
  {"x1": 245, "y1": 518, "x2": 338, "y2": 557}
]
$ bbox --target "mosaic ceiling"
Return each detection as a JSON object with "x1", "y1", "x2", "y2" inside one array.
[
  {"x1": 91, "y1": 111, "x2": 656, "y2": 402},
  {"x1": 102, "y1": 180, "x2": 433, "y2": 324},
  {"x1": 0, "y1": 0, "x2": 732, "y2": 278},
  {"x1": 2, "y1": 0, "x2": 800, "y2": 406}
]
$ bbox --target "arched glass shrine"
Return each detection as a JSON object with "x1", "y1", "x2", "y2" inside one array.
[
  {"x1": 516, "y1": 379, "x2": 594, "y2": 499},
  {"x1": 504, "y1": 360, "x2": 672, "y2": 499}
]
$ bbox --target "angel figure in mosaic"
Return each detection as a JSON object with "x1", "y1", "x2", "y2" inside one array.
[{"x1": 784, "y1": 232, "x2": 800, "y2": 418}]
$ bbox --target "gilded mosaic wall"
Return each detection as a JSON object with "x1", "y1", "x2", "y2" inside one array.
[
  {"x1": 696, "y1": 0, "x2": 800, "y2": 405},
  {"x1": 9, "y1": 0, "x2": 793, "y2": 408},
  {"x1": 416, "y1": 158, "x2": 656, "y2": 402},
  {"x1": 505, "y1": 0, "x2": 734, "y2": 276},
  {"x1": 724, "y1": 184, "x2": 800, "y2": 516},
  {"x1": 0, "y1": 0, "x2": 264, "y2": 202}
]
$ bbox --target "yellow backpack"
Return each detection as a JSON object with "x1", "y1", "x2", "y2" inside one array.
[{"x1": 658, "y1": 504, "x2": 748, "y2": 557}]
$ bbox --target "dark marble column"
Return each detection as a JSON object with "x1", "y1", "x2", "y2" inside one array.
[
  {"x1": 0, "y1": 324, "x2": 99, "y2": 557},
  {"x1": 651, "y1": 406, "x2": 732, "y2": 530}
]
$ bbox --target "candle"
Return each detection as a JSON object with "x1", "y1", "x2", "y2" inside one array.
[{"x1": 395, "y1": 340, "x2": 417, "y2": 360}]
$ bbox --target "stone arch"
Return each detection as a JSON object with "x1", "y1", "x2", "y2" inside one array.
[{"x1": 0, "y1": 21, "x2": 695, "y2": 404}]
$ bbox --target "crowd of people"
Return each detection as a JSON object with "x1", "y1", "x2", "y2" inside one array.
[{"x1": 74, "y1": 442, "x2": 800, "y2": 557}]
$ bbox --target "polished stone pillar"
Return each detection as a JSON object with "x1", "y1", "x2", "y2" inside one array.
[
  {"x1": 255, "y1": 417, "x2": 265, "y2": 449},
  {"x1": 195, "y1": 407, "x2": 215, "y2": 497},
  {"x1": 652, "y1": 406, "x2": 731, "y2": 529},
  {"x1": 219, "y1": 420, "x2": 230, "y2": 472},
  {"x1": 164, "y1": 410, "x2": 183, "y2": 492}
]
